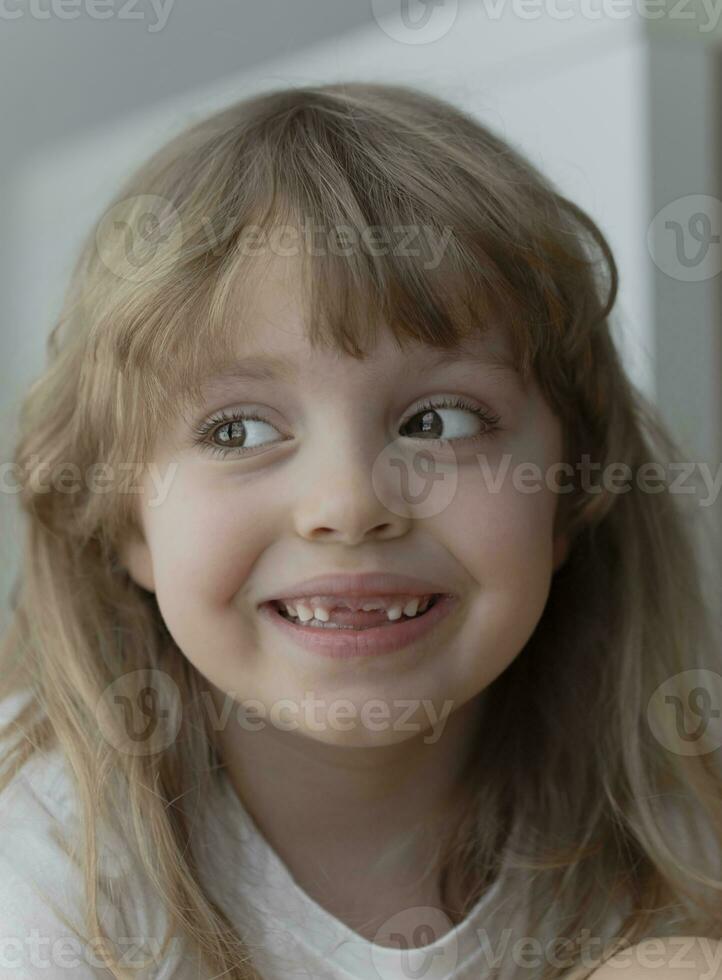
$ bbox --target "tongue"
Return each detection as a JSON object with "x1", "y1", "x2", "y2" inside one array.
[{"x1": 322, "y1": 608, "x2": 398, "y2": 627}]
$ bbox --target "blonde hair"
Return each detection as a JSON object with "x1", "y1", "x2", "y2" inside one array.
[{"x1": 1, "y1": 81, "x2": 721, "y2": 979}]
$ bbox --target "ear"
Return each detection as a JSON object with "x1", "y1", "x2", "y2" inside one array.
[{"x1": 117, "y1": 529, "x2": 156, "y2": 593}]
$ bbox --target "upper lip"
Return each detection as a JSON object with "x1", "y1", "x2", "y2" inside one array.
[{"x1": 259, "y1": 572, "x2": 453, "y2": 605}]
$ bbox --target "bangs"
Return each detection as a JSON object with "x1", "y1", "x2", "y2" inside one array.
[{"x1": 94, "y1": 84, "x2": 615, "y2": 462}]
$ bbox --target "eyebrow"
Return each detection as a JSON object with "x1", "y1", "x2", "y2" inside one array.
[{"x1": 197, "y1": 344, "x2": 521, "y2": 390}]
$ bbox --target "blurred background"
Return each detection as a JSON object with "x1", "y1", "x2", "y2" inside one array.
[{"x1": 1, "y1": 0, "x2": 720, "y2": 627}]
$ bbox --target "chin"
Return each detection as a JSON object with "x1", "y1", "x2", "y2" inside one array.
[{"x1": 293, "y1": 722, "x2": 428, "y2": 750}]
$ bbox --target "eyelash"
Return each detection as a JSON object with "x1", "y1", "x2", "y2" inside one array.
[{"x1": 191, "y1": 396, "x2": 502, "y2": 459}]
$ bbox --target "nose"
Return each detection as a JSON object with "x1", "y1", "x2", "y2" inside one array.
[{"x1": 292, "y1": 446, "x2": 411, "y2": 546}]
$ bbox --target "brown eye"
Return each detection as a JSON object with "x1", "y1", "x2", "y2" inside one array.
[
  {"x1": 400, "y1": 397, "x2": 501, "y2": 443},
  {"x1": 214, "y1": 419, "x2": 247, "y2": 447},
  {"x1": 194, "y1": 411, "x2": 285, "y2": 457},
  {"x1": 401, "y1": 409, "x2": 443, "y2": 439}
]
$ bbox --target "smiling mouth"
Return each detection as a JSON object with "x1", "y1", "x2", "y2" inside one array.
[{"x1": 268, "y1": 594, "x2": 442, "y2": 630}]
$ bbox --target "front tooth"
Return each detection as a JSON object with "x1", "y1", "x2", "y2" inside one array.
[
  {"x1": 313, "y1": 606, "x2": 330, "y2": 622},
  {"x1": 295, "y1": 602, "x2": 314, "y2": 622},
  {"x1": 403, "y1": 598, "x2": 420, "y2": 617},
  {"x1": 386, "y1": 604, "x2": 404, "y2": 621}
]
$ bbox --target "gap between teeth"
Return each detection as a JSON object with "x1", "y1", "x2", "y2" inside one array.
[{"x1": 279, "y1": 595, "x2": 436, "y2": 623}]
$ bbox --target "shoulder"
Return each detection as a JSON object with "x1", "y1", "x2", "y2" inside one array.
[
  {"x1": 0, "y1": 699, "x2": 104, "y2": 974},
  {"x1": 586, "y1": 936, "x2": 722, "y2": 978},
  {"x1": 0, "y1": 687, "x2": 77, "y2": 831},
  {"x1": 0, "y1": 691, "x2": 135, "y2": 975},
  {"x1": 0, "y1": 690, "x2": 194, "y2": 978}
]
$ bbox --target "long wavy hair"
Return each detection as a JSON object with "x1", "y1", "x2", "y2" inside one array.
[{"x1": 1, "y1": 81, "x2": 720, "y2": 979}]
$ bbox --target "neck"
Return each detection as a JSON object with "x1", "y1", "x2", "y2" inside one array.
[{"x1": 207, "y1": 688, "x2": 486, "y2": 935}]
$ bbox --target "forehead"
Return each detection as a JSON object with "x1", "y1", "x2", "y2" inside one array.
[{"x1": 200, "y1": 250, "x2": 518, "y2": 387}]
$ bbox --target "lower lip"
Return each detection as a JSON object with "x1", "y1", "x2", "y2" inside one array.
[{"x1": 258, "y1": 595, "x2": 458, "y2": 659}]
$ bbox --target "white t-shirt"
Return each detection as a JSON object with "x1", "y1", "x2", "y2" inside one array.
[
  {"x1": 197, "y1": 769, "x2": 521, "y2": 980},
  {"x1": 0, "y1": 688, "x2": 625, "y2": 980}
]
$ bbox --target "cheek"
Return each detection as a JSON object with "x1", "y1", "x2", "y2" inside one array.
[
  {"x1": 446, "y1": 475, "x2": 555, "y2": 582},
  {"x1": 140, "y1": 471, "x2": 284, "y2": 683},
  {"x1": 434, "y1": 464, "x2": 559, "y2": 687},
  {"x1": 144, "y1": 470, "x2": 277, "y2": 613},
  {"x1": 442, "y1": 431, "x2": 561, "y2": 607}
]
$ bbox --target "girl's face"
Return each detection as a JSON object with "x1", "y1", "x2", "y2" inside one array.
[{"x1": 121, "y1": 254, "x2": 569, "y2": 747}]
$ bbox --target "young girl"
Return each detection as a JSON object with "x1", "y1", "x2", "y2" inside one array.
[{"x1": 0, "y1": 81, "x2": 720, "y2": 980}]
